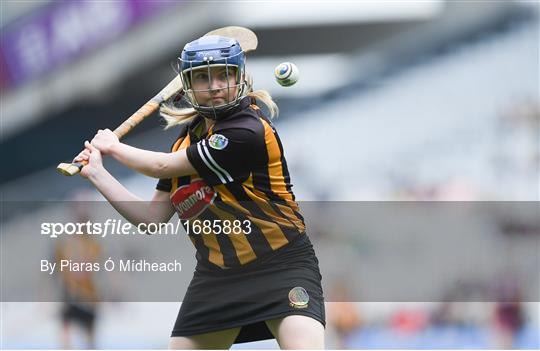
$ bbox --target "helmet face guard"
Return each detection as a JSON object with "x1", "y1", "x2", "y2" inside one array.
[{"x1": 179, "y1": 35, "x2": 249, "y2": 120}]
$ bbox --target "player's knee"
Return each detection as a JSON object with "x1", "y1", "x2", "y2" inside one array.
[
  {"x1": 274, "y1": 316, "x2": 325, "y2": 349},
  {"x1": 279, "y1": 335, "x2": 325, "y2": 350},
  {"x1": 168, "y1": 336, "x2": 197, "y2": 349}
]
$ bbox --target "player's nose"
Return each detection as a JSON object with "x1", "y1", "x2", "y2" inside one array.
[{"x1": 209, "y1": 76, "x2": 227, "y2": 90}]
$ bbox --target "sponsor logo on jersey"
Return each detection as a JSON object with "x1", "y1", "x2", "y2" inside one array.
[
  {"x1": 171, "y1": 179, "x2": 216, "y2": 220},
  {"x1": 288, "y1": 287, "x2": 309, "y2": 309},
  {"x1": 208, "y1": 134, "x2": 228, "y2": 150}
]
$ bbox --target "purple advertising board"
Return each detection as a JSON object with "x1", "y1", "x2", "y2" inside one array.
[{"x1": 1, "y1": 0, "x2": 178, "y2": 89}]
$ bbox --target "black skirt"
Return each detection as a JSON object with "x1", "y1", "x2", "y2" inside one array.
[{"x1": 171, "y1": 233, "x2": 325, "y2": 344}]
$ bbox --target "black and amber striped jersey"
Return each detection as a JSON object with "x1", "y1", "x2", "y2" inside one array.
[{"x1": 156, "y1": 97, "x2": 305, "y2": 268}]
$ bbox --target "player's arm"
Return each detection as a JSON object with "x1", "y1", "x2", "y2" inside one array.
[
  {"x1": 90, "y1": 128, "x2": 196, "y2": 178},
  {"x1": 75, "y1": 142, "x2": 175, "y2": 226},
  {"x1": 91, "y1": 170, "x2": 175, "y2": 226},
  {"x1": 109, "y1": 143, "x2": 196, "y2": 179}
]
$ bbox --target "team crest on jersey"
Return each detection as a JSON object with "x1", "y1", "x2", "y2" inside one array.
[
  {"x1": 288, "y1": 287, "x2": 309, "y2": 309},
  {"x1": 170, "y1": 179, "x2": 216, "y2": 220},
  {"x1": 208, "y1": 134, "x2": 228, "y2": 150}
]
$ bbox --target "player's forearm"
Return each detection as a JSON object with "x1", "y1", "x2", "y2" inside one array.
[
  {"x1": 109, "y1": 143, "x2": 171, "y2": 178},
  {"x1": 109, "y1": 143, "x2": 195, "y2": 179},
  {"x1": 88, "y1": 167, "x2": 156, "y2": 225}
]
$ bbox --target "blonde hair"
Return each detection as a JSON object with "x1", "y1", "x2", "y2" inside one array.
[{"x1": 160, "y1": 74, "x2": 278, "y2": 130}]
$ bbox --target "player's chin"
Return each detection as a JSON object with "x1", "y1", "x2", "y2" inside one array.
[
  {"x1": 212, "y1": 96, "x2": 227, "y2": 104},
  {"x1": 202, "y1": 99, "x2": 229, "y2": 107}
]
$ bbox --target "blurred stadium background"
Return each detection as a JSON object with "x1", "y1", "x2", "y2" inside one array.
[{"x1": 1, "y1": 0, "x2": 538, "y2": 349}]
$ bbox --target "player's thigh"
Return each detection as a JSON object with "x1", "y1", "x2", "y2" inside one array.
[
  {"x1": 168, "y1": 327, "x2": 241, "y2": 349},
  {"x1": 265, "y1": 315, "x2": 325, "y2": 349}
]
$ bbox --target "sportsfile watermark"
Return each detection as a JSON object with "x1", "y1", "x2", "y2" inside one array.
[
  {"x1": 40, "y1": 218, "x2": 253, "y2": 238},
  {"x1": 3, "y1": 201, "x2": 538, "y2": 302}
]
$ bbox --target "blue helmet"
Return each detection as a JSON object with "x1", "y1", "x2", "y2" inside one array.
[{"x1": 178, "y1": 35, "x2": 249, "y2": 120}]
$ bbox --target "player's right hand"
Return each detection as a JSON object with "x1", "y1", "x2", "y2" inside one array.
[{"x1": 73, "y1": 141, "x2": 104, "y2": 179}]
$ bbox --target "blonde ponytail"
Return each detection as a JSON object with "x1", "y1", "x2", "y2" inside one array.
[{"x1": 159, "y1": 104, "x2": 198, "y2": 130}]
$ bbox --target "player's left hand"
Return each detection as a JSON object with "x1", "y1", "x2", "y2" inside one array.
[
  {"x1": 77, "y1": 141, "x2": 104, "y2": 179},
  {"x1": 90, "y1": 129, "x2": 119, "y2": 155}
]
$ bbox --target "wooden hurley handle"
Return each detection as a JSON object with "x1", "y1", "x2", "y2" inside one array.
[
  {"x1": 57, "y1": 101, "x2": 161, "y2": 176},
  {"x1": 113, "y1": 100, "x2": 160, "y2": 138},
  {"x1": 57, "y1": 76, "x2": 183, "y2": 176},
  {"x1": 57, "y1": 161, "x2": 88, "y2": 176}
]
